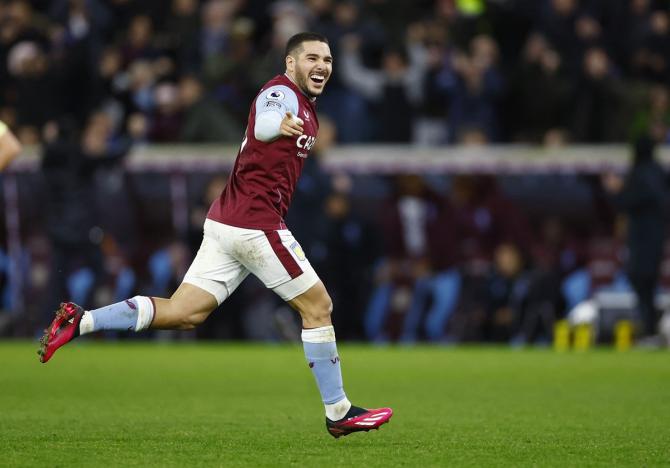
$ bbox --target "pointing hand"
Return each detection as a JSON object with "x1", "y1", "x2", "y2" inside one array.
[{"x1": 280, "y1": 112, "x2": 304, "y2": 137}]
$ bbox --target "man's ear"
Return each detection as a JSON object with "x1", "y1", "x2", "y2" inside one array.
[{"x1": 286, "y1": 55, "x2": 295, "y2": 73}]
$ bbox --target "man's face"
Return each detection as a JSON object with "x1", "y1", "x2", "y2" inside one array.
[{"x1": 287, "y1": 40, "x2": 333, "y2": 98}]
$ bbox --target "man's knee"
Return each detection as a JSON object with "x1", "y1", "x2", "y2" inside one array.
[
  {"x1": 287, "y1": 281, "x2": 334, "y2": 327},
  {"x1": 168, "y1": 283, "x2": 218, "y2": 329},
  {"x1": 304, "y1": 293, "x2": 333, "y2": 323},
  {"x1": 162, "y1": 298, "x2": 211, "y2": 330},
  {"x1": 178, "y1": 311, "x2": 208, "y2": 330}
]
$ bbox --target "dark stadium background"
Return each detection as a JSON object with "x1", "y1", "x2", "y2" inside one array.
[{"x1": 1, "y1": 0, "x2": 670, "y2": 346}]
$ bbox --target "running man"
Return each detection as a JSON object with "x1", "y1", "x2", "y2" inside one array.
[{"x1": 38, "y1": 32, "x2": 392, "y2": 438}]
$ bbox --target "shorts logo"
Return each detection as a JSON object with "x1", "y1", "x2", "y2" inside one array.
[
  {"x1": 266, "y1": 90, "x2": 285, "y2": 100},
  {"x1": 290, "y1": 241, "x2": 306, "y2": 261}
]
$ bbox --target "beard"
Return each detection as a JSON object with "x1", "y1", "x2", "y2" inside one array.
[
  {"x1": 295, "y1": 69, "x2": 315, "y2": 97},
  {"x1": 294, "y1": 66, "x2": 326, "y2": 98}
]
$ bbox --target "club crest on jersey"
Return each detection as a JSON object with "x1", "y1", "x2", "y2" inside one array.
[
  {"x1": 266, "y1": 90, "x2": 285, "y2": 100},
  {"x1": 290, "y1": 241, "x2": 306, "y2": 261}
]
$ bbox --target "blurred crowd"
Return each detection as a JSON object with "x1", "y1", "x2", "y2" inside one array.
[
  {"x1": 0, "y1": 0, "x2": 670, "y2": 145},
  {"x1": 1, "y1": 120, "x2": 668, "y2": 344},
  {"x1": 1, "y1": 0, "x2": 670, "y2": 343}
]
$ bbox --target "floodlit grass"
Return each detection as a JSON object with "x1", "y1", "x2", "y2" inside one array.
[{"x1": 1, "y1": 341, "x2": 669, "y2": 467}]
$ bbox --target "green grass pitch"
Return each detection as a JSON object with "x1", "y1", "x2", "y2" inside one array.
[{"x1": 1, "y1": 342, "x2": 669, "y2": 467}]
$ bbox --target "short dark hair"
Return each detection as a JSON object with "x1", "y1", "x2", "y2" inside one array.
[{"x1": 285, "y1": 32, "x2": 329, "y2": 58}]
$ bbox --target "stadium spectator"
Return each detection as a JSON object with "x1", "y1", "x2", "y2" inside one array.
[
  {"x1": 512, "y1": 217, "x2": 572, "y2": 346},
  {"x1": 120, "y1": 15, "x2": 161, "y2": 66},
  {"x1": 0, "y1": 0, "x2": 49, "y2": 49},
  {"x1": 339, "y1": 32, "x2": 426, "y2": 142},
  {"x1": 201, "y1": 20, "x2": 259, "y2": 121},
  {"x1": 162, "y1": 0, "x2": 201, "y2": 72},
  {"x1": 536, "y1": 0, "x2": 581, "y2": 73},
  {"x1": 447, "y1": 175, "x2": 533, "y2": 341},
  {"x1": 620, "y1": 0, "x2": 654, "y2": 76},
  {"x1": 148, "y1": 82, "x2": 183, "y2": 142},
  {"x1": 508, "y1": 33, "x2": 572, "y2": 143},
  {"x1": 573, "y1": 14, "x2": 604, "y2": 59},
  {"x1": 7, "y1": 40, "x2": 60, "y2": 143},
  {"x1": 364, "y1": 174, "x2": 457, "y2": 342},
  {"x1": 571, "y1": 47, "x2": 626, "y2": 142},
  {"x1": 361, "y1": 0, "x2": 429, "y2": 45},
  {"x1": 433, "y1": 0, "x2": 487, "y2": 50},
  {"x1": 310, "y1": 0, "x2": 385, "y2": 70},
  {"x1": 399, "y1": 192, "x2": 462, "y2": 343},
  {"x1": 435, "y1": 34, "x2": 504, "y2": 143},
  {"x1": 308, "y1": 0, "x2": 385, "y2": 142},
  {"x1": 41, "y1": 112, "x2": 132, "y2": 316},
  {"x1": 178, "y1": 74, "x2": 243, "y2": 142},
  {"x1": 89, "y1": 47, "x2": 124, "y2": 112},
  {"x1": 200, "y1": 0, "x2": 241, "y2": 62},
  {"x1": 413, "y1": 20, "x2": 452, "y2": 145},
  {"x1": 637, "y1": 9, "x2": 670, "y2": 83},
  {"x1": 314, "y1": 188, "x2": 379, "y2": 340},
  {"x1": 124, "y1": 59, "x2": 158, "y2": 116},
  {"x1": 481, "y1": 243, "x2": 528, "y2": 342},
  {"x1": 603, "y1": 137, "x2": 668, "y2": 344},
  {"x1": 629, "y1": 84, "x2": 670, "y2": 143},
  {"x1": 452, "y1": 176, "x2": 533, "y2": 264},
  {"x1": 48, "y1": 0, "x2": 114, "y2": 122}
]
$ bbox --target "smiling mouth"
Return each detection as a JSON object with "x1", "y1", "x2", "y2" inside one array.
[{"x1": 310, "y1": 74, "x2": 326, "y2": 85}]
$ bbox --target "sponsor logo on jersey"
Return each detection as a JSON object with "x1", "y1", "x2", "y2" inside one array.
[
  {"x1": 290, "y1": 241, "x2": 306, "y2": 261},
  {"x1": 265, "y1": 101, "x2": 281, "y2": 108},
  {"x1": 296, "y1": 135, "x2": 316, "y2": 151},
  {"x1": 266, "y1": 89, "x2": 285, "y2": 100}
]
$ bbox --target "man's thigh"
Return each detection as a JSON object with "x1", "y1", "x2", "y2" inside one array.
[
  {"x1": 182, "y1": 220, "x2": 250, "y2": 304},
  {"x1": 206, "y1": 221, "x2": 319, "y2": 302}
]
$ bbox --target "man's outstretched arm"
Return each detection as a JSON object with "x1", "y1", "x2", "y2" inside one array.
[{"x1": 253, "y1": 85, "x2": 304, "y2": 142}]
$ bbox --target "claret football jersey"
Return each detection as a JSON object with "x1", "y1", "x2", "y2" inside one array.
[{"x1": 208, "y1": 74, "x2": 319, "y2": 230}]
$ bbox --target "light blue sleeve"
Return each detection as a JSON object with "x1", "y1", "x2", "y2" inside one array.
[{"x1": 254, "y1": 85, "x2": 300, "y2": 142}]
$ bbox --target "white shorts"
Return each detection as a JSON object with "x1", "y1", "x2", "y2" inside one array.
[{"x1": 182, "y1": 219, "x2": 320, "y2": 303}]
